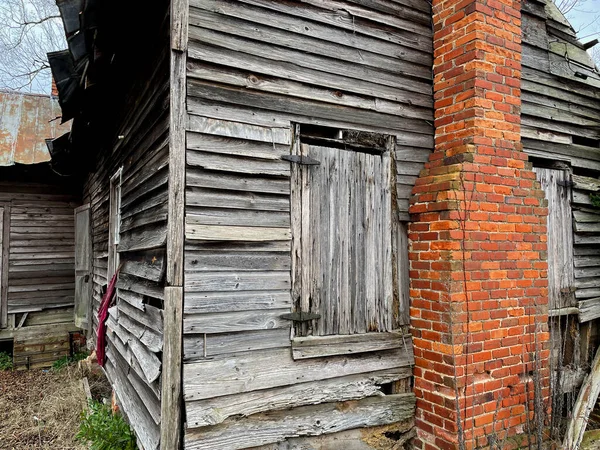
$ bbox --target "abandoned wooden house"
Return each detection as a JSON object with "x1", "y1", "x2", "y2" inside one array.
[
  {"x1": 0, "y1": 90, "x2": 84, "y2": 369},
  {"x1": 39, "y1": 0, "x2": 600, "y2": 448}
]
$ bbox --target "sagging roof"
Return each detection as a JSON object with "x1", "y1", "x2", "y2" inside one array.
[
  {"x1": 47, "y1": 0, "x2": 165, "y2": 174},
  {"x1": 0, "y1": 91, "x2": 71, "y2": 166}
]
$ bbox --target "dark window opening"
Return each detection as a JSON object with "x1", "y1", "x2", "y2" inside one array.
[{"x1": 0, "y1": 339, "x2": 14, "y2": 357}]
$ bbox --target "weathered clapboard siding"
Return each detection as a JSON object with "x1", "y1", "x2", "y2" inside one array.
[
  {"x1": 522, "y1": 3, "x2": 600, "y2": 324},
  {"x1": 3, "y1": 183, "x2": 78, "y2": 314},
  {"x1": 182, "y1": 0, "x2": 430, "y2": 447},
  {"x1": 82, "y1": 11, "x2": 170, "y2": 449},
  {"x1": 522, "y1": 3, "x2": 600, "y2": 172}
]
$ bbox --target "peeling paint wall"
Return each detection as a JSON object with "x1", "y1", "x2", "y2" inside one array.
[{"x1": 0, "y1": 91, "x2": 70, "y2": 166}]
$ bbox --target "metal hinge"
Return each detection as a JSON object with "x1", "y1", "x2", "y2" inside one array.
[
  {"x1": 281, "y1": 155, "x2": 320, "y2": 165},
  {"x1": 557, "y1": 180, "x2": 575, "y2": 188},
  {"x1": 280, "y1": 311, "x2": 321, "y2": 322}
]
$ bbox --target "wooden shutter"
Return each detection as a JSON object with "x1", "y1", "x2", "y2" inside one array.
[
  {"x1": 290, "y1": 134, "x2": 406, "y2": 358},
  {"x1": 74, "y1": 204, "x2": 92, "y2": 331},
  {"x1": 533, "y1": 167, "x2": 575, "y2": 312}
]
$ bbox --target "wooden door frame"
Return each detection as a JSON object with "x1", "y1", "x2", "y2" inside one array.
[
  {"x1": 74, "y1": 203, "x2": 92, "y2": 334},
  {"x1": 289, "y1": 126, "x2": 408, "y2": 359},
  {"x1": 0, "y1": 202, "x2": 9, "y2": 329}
]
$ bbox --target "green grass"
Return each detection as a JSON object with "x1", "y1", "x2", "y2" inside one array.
[
  {"x1": 52, "y1": 351, "x2": 89, "y2": 371},
  {"x1": 0, "y1": 351, "x2": 12, "y2": 371},
  {"x1": 591, "y1": 192, "x2": 600, "y2": 208},
  {"x1": 77, "y1": 400, "x2": 137, "y2": 450}
]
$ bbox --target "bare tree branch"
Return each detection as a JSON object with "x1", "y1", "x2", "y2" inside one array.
[{"x1": 0, "y1": 0, "x2": 65, "y2": 93}]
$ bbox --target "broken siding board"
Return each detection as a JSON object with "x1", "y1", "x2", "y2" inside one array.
[
  {"x1": 183, "y1": 345, "x2": 414, "y2": 401},
  {"x1": 105, "y1": 358, "x2": 160, "y2": 450},
  {"x1": 183, "y1": 394, "x2": 416, "y2": 450},
  {"x1": 186, "y1": 368, "x2": 413, "y2": 428}
]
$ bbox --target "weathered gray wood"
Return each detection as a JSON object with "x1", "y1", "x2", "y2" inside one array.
[
  {"x1": 185, "y1": 368, "x2": 412, "y2": 427},
  {"x1": 183, "y1": 328, "x2": 290, "y2": 360},
  {"x1": 183, "y1": 344, "x2": 414, "y2": 400},
  {"x1": 293, "y1": 143, "x2": 395, "y2": 336},
  {"x1": 187, "y1": 116, "x2": 291, "y2": 145},
  {"x1": 533, "y1": 167, "x2": 575, "y2": 309},
  {"x1": 563, "y1": 345, "x2": 600, "y2": 450},
  {"x1": 578, "y1": 298, "x2": 600, "y2": 323},
  {"x1": 161, "y1": 287, "x2": 183, "y2": 450},
  {"x1": 292, "y1": 332, "x2": 408, "y2": 360},
  {"x1": 73, "y1": 204, "x2": 92, "y2": 333},
  {"x1": 118, "y1": 300, "x2": 163, "y2": 334},
  {"x1": 183, "y1": 290, "x2": 291, "y2": 314},
  {"x1": 121, "y1": 249, "x2": 166, "y2": 283},
  {"x1": 167, "y1": 43, "x2": 187, "y2": 288},
  {"x1": 187, "y1": 168, "x2": 289, "y2": 195},
  {"x1": 184, "y1": 251, "x2": 290, "y2": 272},
  {"x1": 0, "y1": 205, "x2": 6, "y2": 328},
  {"x1": 185, "y1": 271, "x2": 290, "y2": 292},
  {"x1": 118, "y1": 312, "x2": 163, "y2": 353},
  {"x1": 187, "y1": 150, "x2": 290, "y2": 176},
  {"x1": 171, "y1": 0, "x2": 189, "y2": 51},
  {"x1": 185, "y1": 223, "x2": 291, "y2": 242},
  {"x1": 184, "y1": 309, "x2": 290, "y2": 334},
  {"x1": 184, "y1": 394, "x2": 416, "y2": 450},
  {"x1": 105, "y1": 358, "x2": 160, "y2": 450}
]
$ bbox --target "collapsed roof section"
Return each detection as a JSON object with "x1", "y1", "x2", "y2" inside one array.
[{"x1": 46, "y1": 0, "x2": 163, "y2": 175}]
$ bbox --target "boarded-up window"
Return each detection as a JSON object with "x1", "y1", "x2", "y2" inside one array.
[
  {"x1": 108, "y1": 169, "x2": 122, "y2": 279},
  {"x1": 533, "y1": 167, "x2": 575, "y2": 311},
  {"x1": 290, "y1": 126, "x2": 408, "y2": 358}
]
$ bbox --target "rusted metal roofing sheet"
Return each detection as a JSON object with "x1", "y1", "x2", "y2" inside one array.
[{"x1": 0, "y1": 90, "x2": 71, "y2": 166}]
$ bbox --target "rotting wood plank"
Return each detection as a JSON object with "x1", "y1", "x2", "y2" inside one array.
[
  {"x1": 183, "y1": 393, "x2": 416, "y2": 450},
  {"x1": 183, "y1": 344, "x2": 414, "y2": 401},
  {"x1": 185, "y1": 368, "x2": 413, "y2": 427}
]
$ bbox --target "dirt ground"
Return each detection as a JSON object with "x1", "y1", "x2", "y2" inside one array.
[{"x1": 0, "y1": 365, "x2": 111, "y2": 450}]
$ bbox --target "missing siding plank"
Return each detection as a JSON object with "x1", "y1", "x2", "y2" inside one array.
[{"x1": 299, "y1": 124, "x2": 389, "y2": 154}]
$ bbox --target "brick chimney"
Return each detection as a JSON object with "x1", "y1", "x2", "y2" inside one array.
[
  {"x1": 409, "y1": 0, "x2": 550, "y2": 448},
  {"x1": 51, "y1": 77, "x2": 59, "y2": 98}
]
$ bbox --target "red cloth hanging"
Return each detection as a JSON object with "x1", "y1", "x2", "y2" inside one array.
[{"x1": 96, "y1": 270, "x2": 120, "y2": 367}]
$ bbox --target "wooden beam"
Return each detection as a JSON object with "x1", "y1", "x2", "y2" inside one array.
[
  {"x1": 160, "y1": 287, "x2": 183, "y2": 450},
  {"x1": 563, "y1": 345, "x2": 600, "y2": 450},
  {"x1": 167, "y1": 0, "x2": 187, "y2": 287}
]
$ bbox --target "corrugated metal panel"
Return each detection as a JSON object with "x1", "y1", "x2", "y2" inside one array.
[{"x1": 0, "y1": 91, "x2": 71, "y2": 166}]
